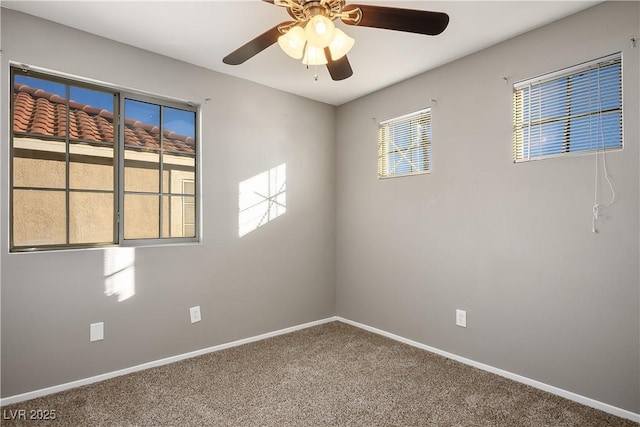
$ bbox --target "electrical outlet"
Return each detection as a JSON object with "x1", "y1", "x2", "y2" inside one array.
[
  {"x1": 456, "y1": 309, "x2": 467, "y2": 328},
  {"x1": 90, "y1": 322, "x2": 104, "y2": 342},
  {"x1": 190, "y1": 306, "x2": 201, "y2": 324}
]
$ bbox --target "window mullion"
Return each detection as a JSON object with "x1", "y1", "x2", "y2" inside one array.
[
  {"x1": 65, "y1": 84, "x2": 71, "y2": 245},
  {"x1": 117, "y1": 100, "x2": 125, "y2": 244},
  {"x1": 159, "y1": 107, "x2": 165, "y2": 239}
]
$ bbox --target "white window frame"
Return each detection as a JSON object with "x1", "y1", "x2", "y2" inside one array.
[
  {"x1": 512, "y1": 53, "x2": 623, "y2": 162},
  {"x1": 378, "y1": 108, "x2": 432, "y2": 178}
]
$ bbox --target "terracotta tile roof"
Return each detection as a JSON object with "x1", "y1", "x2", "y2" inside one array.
[{"x1": 13, "y1": 83, "x2": 195, "y2": 154}]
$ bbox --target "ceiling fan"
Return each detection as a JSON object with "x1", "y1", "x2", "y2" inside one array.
[{"x1": 222, "y1": 0, "x2": 449, "y2": 81}]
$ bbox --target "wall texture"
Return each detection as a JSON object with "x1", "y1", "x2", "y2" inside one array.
[
  {"x1": 336, "y1": 1, "x2": 639, "y2": 414},
  {"x1": 2, "y1": 1, "x2": 639, "y2": 417},
  {"x1": 1, "y1": 9, "x2": 336, "y2": 397}
]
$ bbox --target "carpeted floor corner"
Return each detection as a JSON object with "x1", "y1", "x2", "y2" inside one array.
[{"x1": 1, "y1": 321, "x2": 638, "y2": 426}]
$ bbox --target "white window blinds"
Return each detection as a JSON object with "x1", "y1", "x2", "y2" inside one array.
[
  {"x1": 378, "y1": 108, "x2": 432, "y2": 178},
  {"x1": 513, "y1": 53, "x2": 622, "y2": 162}
]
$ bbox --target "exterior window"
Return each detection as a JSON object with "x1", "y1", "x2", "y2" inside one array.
[
  {"x1": 10, "y1": 68, "x2": 198, "y2": 251},
  {"x1": 513, "y1": 53, "x2": 622, "y2": 162},
  {"x1": 378, "y1": 108, "x2": 431, "y2": 178}
]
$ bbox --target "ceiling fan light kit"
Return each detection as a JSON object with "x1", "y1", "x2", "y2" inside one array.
[
  {"x1": 302, "y1": 45, "x2": 329, "y2": 65},
  {"x1": 327, "y1": 28, "x2": 355, "y2": 60},
  {"x1": 279, "y1": 18, "x2": 355, "y2": 65},
  {"x1": 277, "y1": 25, "x2": 306, "y2": 59},
  {"x1": 305, "y1": 14, "x2": 336, "y2": 47},
  {"x1": 223, "y1": 0, "x2": 450, "y2": 81}
]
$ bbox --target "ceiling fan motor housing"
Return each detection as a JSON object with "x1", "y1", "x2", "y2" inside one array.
[{"x1": 285, "y1": 0, "x2": 352, "y2": 23}]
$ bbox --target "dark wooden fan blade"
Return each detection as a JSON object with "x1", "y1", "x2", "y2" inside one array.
[
  {"x1": 223, "y1": 21, "x2": 294, "y2": 65},
  {"x1": 324, "y1": 48, "x2": 353, "y2": 81},
  {"x1": 342, "y1": 4, "x2": 449, "y2": 36}
]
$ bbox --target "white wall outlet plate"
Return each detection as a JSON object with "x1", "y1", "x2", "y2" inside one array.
[
  {"x1": 190, "y1": 306, "x2": 201, "y2": 324},
  {"x1": 90, "y1": 322, "x2": 104, "y2": 342},
  {"x1": 456, "y1": 309, "x2": 467, "y2": 328}
]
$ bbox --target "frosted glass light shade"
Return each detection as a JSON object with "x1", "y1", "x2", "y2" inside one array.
[
  {"x1": 328, "y1": 28, "x2": 355, "y2": 60},
  {"x1": 304, "y1": 15, "x2": 335, "y2": 48},
  {"x1": 302, "y1": 45, "x2": 328, "y2": 65},
  {"x1": 278, "y1": 26, "x2": 306, "y2": 59}
]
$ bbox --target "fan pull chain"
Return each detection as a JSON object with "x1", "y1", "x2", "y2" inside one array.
[{"x1": 306, "y1": 63, "x2": 319, "y2": 81}]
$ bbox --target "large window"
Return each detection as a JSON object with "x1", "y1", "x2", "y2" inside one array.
[
  {"x1": 513, "y1": 53, "x2": 622, "y2": 162},
  {"x1": 378, "y1": 108, "x2": 432, "y2": 178},
  {"x1": 10, "y1": 67, "x2": 198, "y2": 251}
]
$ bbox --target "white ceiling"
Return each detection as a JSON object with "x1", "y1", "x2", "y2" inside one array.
[{"x1": 3, "y1": 0, "x2": 601, "y2": 106}]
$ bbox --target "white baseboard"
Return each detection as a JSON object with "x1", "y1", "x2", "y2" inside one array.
[
  {"x1": 0, "y1": 316, "x2": 338, "y2": 407},
  {"x1": 336, "y1": 316, "x2": 640, "y2": 423},
  {"x1": 3, "y1": 315, "x2": 638, "y2": 423}
]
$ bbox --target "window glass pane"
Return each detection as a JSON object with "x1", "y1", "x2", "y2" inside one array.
[
  {"x1": 411, "y1": 147, "x2": 423, "y2": 168},
  {"x1": 570, "y1": 65, "x2": 621, "y2": 115},
  {"x1": 124, "y1": 149, "x2": 160, "y2": 193},
  {"x1": 70, "y1": 86, "x2": 114, "y2": 142},
  {"x1": 162, "y1": 195, "x2": 196, "y2": 238},
  {"x1": 14, "y1": 75, "x2": 67, "y2": 137},
  {"x1": 68, "y1": 87, "x2": 115, "y2": 190},
  {"x1": 182, "y1": 178, "x2": 195, "y2": 196},
  {"x1": 124, "y1": 194, "x2": 159, "y2": 239},
  {"x1": 538, "y1": 78, "x2": 567, "y2": 120},
  {"x1": 526, "y1": 120, "x2": 566, "y2": 157},
  {"x1": 70, "y1": 153, "x2": 114, "y2": 191},
  {"x1": 12, "y1": 189, "x2": 66, "y2": 247},
  {"x1": 163, "y1": 107, "x2": 196, "y2": 140},
  {"x1": 70, "y1": 192, "x2": 114, "y2": 244},
  {"x1": 183, "y1": 197, "x2": 196, "y2": 228},
  {"x1": 162, "y1": 107, "x2": 196, "y2": 201},
  {"x1": 13, "y1": 75, "x2": 68, "y2": 190},
  {"x1": 125, "y1": 99, "x2": 160, "y2": 134},
  {"x1": 183, "y1": 224, "x2": 196, "y2": 238},
  {"x1": 124, "y1": 99, "x2": 161, "y2": 194},
  {"x1": 390, "y1": 122, "x2": 411, "y2": 150},
  {"x1": 569, "y1": 112, "x2": 621, "y2": 152},
  {"x1": 13, "y1": 153, "x2": 66, "y2": 189}
]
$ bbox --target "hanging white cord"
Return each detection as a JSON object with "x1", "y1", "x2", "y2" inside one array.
[{"x1": 592, "y1": 65, "x2": 616, "y2": 233}]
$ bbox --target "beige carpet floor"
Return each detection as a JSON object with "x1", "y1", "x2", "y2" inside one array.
[{"x1": 1, "y1": 321, "x2": 637, "y2": 426}]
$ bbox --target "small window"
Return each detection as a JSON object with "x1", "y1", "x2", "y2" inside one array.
[
  {"x1": 513, "y1": 53, "x2": 622, "y2": 162},
  {"x1": 378, "y1": 108, "x2": 432, "y2": 178},
  {"x1": 10, "y1": 67, "x2": 198, "y2": 251}
]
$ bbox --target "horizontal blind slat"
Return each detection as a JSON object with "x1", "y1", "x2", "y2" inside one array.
[
  {"x1": 512, "y1": 53, "x2": 622, "y2": 161},
  {"x1": 379, "y1": 108, "x2": 432, "y2": 178}
]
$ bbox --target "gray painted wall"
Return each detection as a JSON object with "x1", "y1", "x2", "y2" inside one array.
[
  {"x1": 2, "y1": 1, "x2": 639, "y2": 416},
  {"x1": 1, "y1": 9, "x2": 336, "y2": 397},
  {"x1": 336, "y1": 1, "x2": 639, "y2": 414}
]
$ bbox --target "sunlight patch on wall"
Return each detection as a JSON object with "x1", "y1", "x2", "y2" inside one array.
[
  {"x1": 239, "y1": 163, "x2": 287, "y2": 237},
  {"x1": 104, "y1": 247, "x2": 136, "y2": 302}
]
